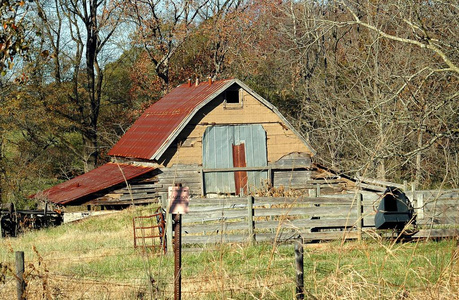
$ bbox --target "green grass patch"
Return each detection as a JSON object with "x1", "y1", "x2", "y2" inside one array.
[{"x1": 1, "y1": 205, "x2": 458, "y2": 299}]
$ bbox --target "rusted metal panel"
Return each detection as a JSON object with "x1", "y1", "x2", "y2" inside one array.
[
  {"x1": 108, "y1": 79, "x2": 234, "y2": 160},
  {"x1": 36, "y1": 163, "x2": 155, "y2": 205},
  {"x1": 232, "y1": 143, "x2": 248, "y2": 195}
]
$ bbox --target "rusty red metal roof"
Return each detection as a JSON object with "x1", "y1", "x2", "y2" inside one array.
[
  {"x1": 37, "y1": 163, "x2": 155, "y2": 205},
  {"x1": 108, "y1": 79, "x2": 235, "y2": 160}
]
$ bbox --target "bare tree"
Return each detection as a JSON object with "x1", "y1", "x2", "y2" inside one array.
[
  {"x1": 34, "y1": 0, "x2": 127, "y2": 171},
  {"x1": 127, "y1": 0, "x2": 245, "y2": 91},
  {"x1": 332, "y1": 0, "x2": 459, "y2": 185},
  {"x1": 233, "y1": 0, "x2": 459, "y2": 187}
]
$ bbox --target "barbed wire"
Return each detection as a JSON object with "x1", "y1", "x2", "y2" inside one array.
[{"x1": 37, "y1": 272, "x2": 294, "y2": 296}]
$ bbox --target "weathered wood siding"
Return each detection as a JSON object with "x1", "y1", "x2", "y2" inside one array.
[
  {"x1": 177, "y1": 189, "x2": 459, "y2": 244},
  {"x1": 89, "y1": 166, "x2": 203, "y2": 206},
  {"x1": 180, "y1": 194, "x2": 373, "y2": 244},
  {"x1": 405, "y1": 189, "x2": 459, "y2": 225},
  {"x1": 158, "y1": 90, "x2": 313, "y2": 167},
  {"x1": 90, "y1": 175, "x2": 161, "y2": 206},
  {"x1": 88, "y1": 163, "x2": 358, "y2": 206}
]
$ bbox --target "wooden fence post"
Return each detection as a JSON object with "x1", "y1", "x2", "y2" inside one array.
[
  {"x1": 268, "y1": 167, "x2": 273, "y2": 188},
  {"x1": 315, "y1": 185, "x2": 320, "y2": 197},
  {"x1": 199, "y1": 168, "x2": 205, "y2": 197},
  {"x1": 411, "y1": 182, "x2": 417, "y2": 205},
  {"x1": 247, "y1": 196, "x2": 255, "y2": 244},
  {"x1": 357, "y1": 193, "x2": 363, "y2": 241},
  {"x1": 411, "y1": 183, "x2": 424, "y2": 220},
  {"x1": 417, "y1": 192, "x2": 424, "y2": 220},
  {"x1": 16, "y1": 251, "x2": 26, "y2": 300},
  {"x1": 295, "y1": 239, "x2": 304, "y2": 300},
  {"x1": 161, "y1": 193, "x2": 173, "y2": 255}
]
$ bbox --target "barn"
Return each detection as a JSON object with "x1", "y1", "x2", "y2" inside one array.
[{"x1": 35, "y1": 78, "x2": 354, "y2": 208}]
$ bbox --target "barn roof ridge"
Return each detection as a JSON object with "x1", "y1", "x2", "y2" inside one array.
[{"x1": 108, "y1": 78, "x2": 315, "y2": 160}]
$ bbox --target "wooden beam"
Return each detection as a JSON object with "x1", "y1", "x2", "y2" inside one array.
[{"x1": 202, "y1": 165, "x2": 312, "y2": 173}]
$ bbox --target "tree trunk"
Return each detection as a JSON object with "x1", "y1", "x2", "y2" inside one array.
[
  {"x1": 0, "y1": 131, "x2": 3, "y2": 204},
  {"x1": 83, "y1": 0, "x2": 101, "y2": 171}
]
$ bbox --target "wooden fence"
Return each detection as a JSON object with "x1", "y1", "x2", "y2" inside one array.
[
  {"x1": 177, "y1": 193, "x2": 373, "y2": 245},
  {"x1": 168, "y1": 189, "x2": 459, "y2": 245},
  {"x1": 405, "y1": 189, "x2": 459, "y2": 226}
]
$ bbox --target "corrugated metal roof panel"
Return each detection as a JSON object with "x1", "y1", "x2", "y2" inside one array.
[
  {"x1": 37, "y1": 163, "x2": 155, "y2": 205},
  {"x1": 108, "y1": 79, "x2": 234, "y2": 160}
]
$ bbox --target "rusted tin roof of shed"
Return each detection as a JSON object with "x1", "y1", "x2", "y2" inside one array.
[
  {"x1": 108, "y1": 78, "x2": 316, "y2": 160},
  {"x1": 108, "y1": 79, "x2": 236, "y2": 160},
  {"x1": 37, "y1": 163, "x2": 155, "y2": 205}
]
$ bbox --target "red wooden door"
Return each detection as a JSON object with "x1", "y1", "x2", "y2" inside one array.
[{"x1": 232, "y1": 143, "x2": 248, "y2": 195}]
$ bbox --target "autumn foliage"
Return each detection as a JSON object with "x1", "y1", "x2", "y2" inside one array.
[{"x1": 1, "y1": 0, "x2": 459, "y2": 207}]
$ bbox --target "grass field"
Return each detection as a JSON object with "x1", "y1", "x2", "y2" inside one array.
[{"x1": 1, "y1": 204, "x2": 458, "y2": 299}]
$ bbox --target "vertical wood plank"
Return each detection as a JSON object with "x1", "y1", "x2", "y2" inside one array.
[
  {"x1": 161, "y1": 193, "x2": 173, "y2": 255},
  {"x1": 417, "y1": 192, "x2": 424, "y2": 220},
  {"x1": 199, "y1": 167, "x2": 205, "y2": 197},
  {"x1": 268, "y1": 167, "x2": 273, "y2": 188},
  {"x1": 132, "y1": 217, "x2": 137, "y2": 248}
]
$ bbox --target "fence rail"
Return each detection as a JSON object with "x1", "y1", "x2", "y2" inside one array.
[
  {"x1": 179, "y1": 194, "x2": 363, "y2": 244},
  {"x1": 173, "y1": 189, "x2": 459, "y2": 245}
]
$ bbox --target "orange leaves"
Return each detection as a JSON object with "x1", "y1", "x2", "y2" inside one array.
[{"x1": 1, "y1": 0, "x2": 30, "y2": 75}]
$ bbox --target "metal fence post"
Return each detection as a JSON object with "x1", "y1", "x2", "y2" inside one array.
[{"x1": 174, "y1": 214, "x2": 182, "y2": 300}]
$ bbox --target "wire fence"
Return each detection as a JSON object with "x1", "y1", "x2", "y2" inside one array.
[
  {"x1": 2, "y1": 189, "x2": 459, "y2": 299},
  {"x1": 0, "y1": 243, "x2": 299, "y2": 299}
]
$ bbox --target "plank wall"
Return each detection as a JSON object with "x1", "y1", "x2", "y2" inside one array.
[{"x1": 158, "y1": 90, "x2": 313, "y2": 167}]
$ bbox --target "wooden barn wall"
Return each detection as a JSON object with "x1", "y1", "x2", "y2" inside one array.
[
  {"x1": 154, "y1": 165, "x2": 202, "y2": 197},
  {"x1": 158, "y1": 90, "x2": 312, "y2": 168},
  {"x1": 89, "y1": 166, "x2": 203, "y2": 206}
]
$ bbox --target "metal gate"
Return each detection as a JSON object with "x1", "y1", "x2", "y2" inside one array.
[{"x1": 133, "y1": 208, "x2": 166, "y2": 252}]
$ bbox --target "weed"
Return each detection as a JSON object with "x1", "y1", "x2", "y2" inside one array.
[{"x1": 0, "y1": 206, "x2": 458, "y2": 299}]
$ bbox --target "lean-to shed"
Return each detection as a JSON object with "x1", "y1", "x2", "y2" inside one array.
[{"x1": 36, "y1": 78, "x2": 323, "y2": 207}]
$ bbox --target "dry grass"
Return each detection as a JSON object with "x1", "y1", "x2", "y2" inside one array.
[{"x1": 1, "y1": 205, "x2": 458, "y2": 299}]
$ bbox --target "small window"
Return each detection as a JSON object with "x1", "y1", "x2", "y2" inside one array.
[{"x1": 225, "y1": 90, "x2": 240, "y2": 104}]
